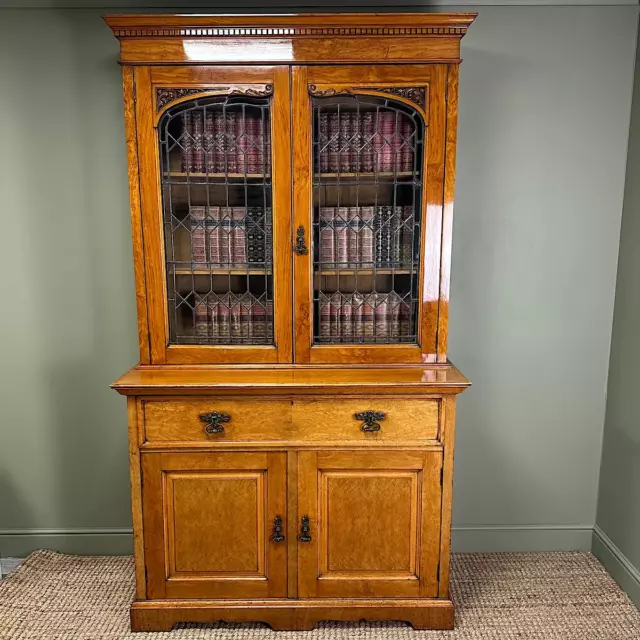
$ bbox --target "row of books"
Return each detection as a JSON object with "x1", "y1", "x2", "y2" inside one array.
[
  {"x1": 318, "y1": 292, "x2": 414, "y2": 340},
  {"x1": 193, "y1": 293, "x2": 273, "y2": 340},
  {"x1": 319, "y1": 206, "x2": 415, "y2": 267},
  {"x1": 181, "y1": 111, "x2": 271, "y2": 175},
  {"x1": 190, "y1": 206, "x2": 272, "y2": 266},
  {"x1": 317, "y1": 111, "x2": 415, "y2": 173}
]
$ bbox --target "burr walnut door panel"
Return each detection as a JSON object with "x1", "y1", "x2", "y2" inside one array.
[
  {"x1": 292, "y1": 64, "x2": 450, "y2": 365},
  {"x1": 141, "y1": 451, "x2": 287, "y2": 599},
  {"x1": 297, "y1": 450, "x2": 443, "y2": 598}
]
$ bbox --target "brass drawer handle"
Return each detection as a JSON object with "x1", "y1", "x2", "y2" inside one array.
[
  {"x1": 199, "y1": 411, "x2": 231, "y2": 435},
  {"x1": 271, "y1": 515, "x2": 285, "y2": 543},
  {"x1": 355, "y1": 410, "x2": 386, "y2": 433},
  {"x1": 299, "y1": 515, "x2": 312, "y2": 542}
]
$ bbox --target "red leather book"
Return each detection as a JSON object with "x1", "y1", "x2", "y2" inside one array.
[
  {"x1": 328, "y1": 113, "x2": 340, "y2": 172},
  {"x1": 190, "y1": 206, "x2": 207, "y2": 264},
  {"x1": 359, "y1": 206, "x2": 375, "y2": 265},
  {"x1": 401, "y1": 116, "x2": 414, "y2": 172},
  {"x1": 318, "y1": 112, "x2": 329, "y2": 172},
  {"x1": 236, "y1": 114, "x2": 248, "y2": 174},
  {"x1": 319, "y1": 207, "x2": 336, "y2": 264},
  {"x1": 319, "y1": 295, "x2": 331, "y2": 339},
  {"x1": 340, "y1": 294, "x2": 353, "y2": 341},
  {"x1": 339, "y1": 112, "x2": 351, "y2": 173},
  {"x1": 225, "y1": 112, "x2": 237, "y2": 173},
  {"x1": 336, "y1": 207, "x2": 350, "y2": 266},
  {"x1": 361, "y1": 112, "x2": 374, "y2": 172},
  {"x1": 231, "y1": 207, "x2": 247, "y2": 266},
  {"x1": 347, "y1": 207, "x2": 359, "y2": 267},
  {"x1": 191, "y1": 111, "x2": 205, "y2": 173},
  {"x1": 194, "y1": 296, "x2": 209, "y2": 338},
  {"x1": 212, "y1": 111, "x2": 225, "y2": 173},
  {"x1": 374, "y1": 293, "x2": 389, "y2": 339},
  {"x1": 246, "y1": 116, "x2": 262, "y2": 175},
  {"x1": 181, "y1": 111, "x2": 193, "y2": 172}
]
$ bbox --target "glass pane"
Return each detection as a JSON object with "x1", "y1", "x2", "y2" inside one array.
[
  {"x1": 311, "y1": 95, "x2": 423, "y2": 345},
  {"x1": 158, "y1": 95, "x2": 274, "y2": 345}
]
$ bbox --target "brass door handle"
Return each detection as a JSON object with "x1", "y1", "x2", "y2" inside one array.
[
  {"x1": 293, "y1": 225, "x2": 308, "y2": 255},
  {"x1": 271, "y1": 515, "x2": 285, "y2": 543},
  {"x1": 199, "y1": 411, "x2": 231, "y2": 434},
  {"x1": 299, "y1": 515, "x2": 312, "y2": 542},
  {"x1": 355, "y1": 410, "x2": 386, "y2": 433}
]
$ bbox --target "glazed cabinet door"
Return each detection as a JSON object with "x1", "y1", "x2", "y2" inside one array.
[
  {"x1": 133, "y1": 66, "x2": 292, "y2": 364},
  {"x1": 141, "y1": 451, "x2": 287, "y2": 599},
  {"x1": 292, "y1": 65, "x2": 451, "y2": 364},
  {"x1": 297, "y1": 450, "x2": 443, "y2": 598}
]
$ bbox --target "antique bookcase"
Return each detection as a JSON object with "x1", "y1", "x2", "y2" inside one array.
[{"x1": 107, "y1": 13, "x2": 474, "y2": 632}]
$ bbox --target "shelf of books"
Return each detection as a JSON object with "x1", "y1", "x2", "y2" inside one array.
[
  {"x1": 159, "y1": 95, "x2": 274, "y2": 345},
  {"x1": 311, "y1": 96, "x2": 423, "y2": 345}
]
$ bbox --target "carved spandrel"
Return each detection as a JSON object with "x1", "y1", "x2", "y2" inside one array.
[
  {"x1": 308, "y1": 85, "x2": 426, "y2": 111},
  {"x1": 156, "y1": 85, "x2": 274, "y2": 112}
]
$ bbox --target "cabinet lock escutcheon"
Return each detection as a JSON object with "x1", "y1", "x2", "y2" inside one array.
[
  {"x1": 199, "y1": 411, "x2": 231, "y2": 434},
  {"x1": 299, "y1": 515, "x2": 312, "y2": 542},
  {"x1": 293, "y1": 225, "x2": 308, "y2": 255},
  {"x1": 271, "y1": 515, "x2": 285, "y2": 543}
]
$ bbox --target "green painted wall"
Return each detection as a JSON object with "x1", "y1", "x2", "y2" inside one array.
[
  {"x1": 0, "y1": 6, "x2": 637, "y2": 555},
  {"x1": 594, "y1": 20, "x2": 640, "y2": 604}
]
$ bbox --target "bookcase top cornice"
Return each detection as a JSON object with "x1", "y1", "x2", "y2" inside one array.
[{"x1": 104, "y1": 13, "x2": 477, "y2": 39}]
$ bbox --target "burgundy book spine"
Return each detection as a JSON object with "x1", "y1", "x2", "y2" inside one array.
[
  {"x1": 191, "y1": 111, "x2": 205, "y2": 173},
  {"x1": 400, "y1": 299, "x2": 413, "y2": 338},
  {"x1": 190, "y1": 206, "x2": 206, "y2": 264},
  {"x1": 203, "y1": 111, "x2": 215, "y2": 174},
  {"x1": 318, "y1": 112, "x2": 329, "y2": 172},
  {"x1": 218, "y1": 295, "x2": 231, "y2": 339},
  {"x1": 340, "y1": 294, "x2": 353, "y2": 341},
  {"x1": 231, "y1": 207, "x2": 246, "y2": 266},
  {"x1": 209, "y1": 297, "x2": 220, "y2": 339},
  {"x1": 375, "y1": 293, "x2": 389, "y2": 339},
  {"x1": 330, "y1": 293, "x2": 341, "y2": 340},
  {"x1": 352, "y1": 293, "x2": 364, "y2": 342},
  {"x1": 225, "y1": 112, "x2": 237, "y2": 173},
  {"x1": 362, "y1": 293, "x2": 375, "y2": 338},
  {"x1": 194, "y1": 297, "x2": 209, "y2": 338},
  {"x1": 336, "y1": 207, "x2": 349, "y2": 267},
  {"x1": 207, "y1": 206, "x2": 221, "y2": 264},
  {"x1": 265, "y1": 300, "x2": 274, "y2": 340},
  {"x1": 265, "y1": 117, "x2": 272, "y2": 175},
  {"x1": 348, "y1": 207, "x2": 359, "y2": 268},
  {"x1": 319, "y1": 207, "x2": 336, "y2": 264},
  {"x1": 328, "y1": 113, "x2": 340, "y2": 173},
  {"x1": 218, "y1": 208, "x2": 232, "y2": 265},
  {"x1": 212, "y1": 111, "x2": 225, "y2": 173},
  {"x1": 359, "y1": 206, "x2": 375, "y2": 266},
  {"x1": 230, "y1": 295, "x2": 242, "y2": 339},
  {"x1": 350, "y1": 113, "x2": 361, "y2": 173},
  {"x1": 379, "y1": 112, "x2": 395, "y2": 172},
  {"x1": 339, "y1": 112, "x2": 351, "y2": 173},
  {"x1": 361, "y1": 112, "x2": 374, "y2": 173},
  {"x1": 246, "y1": 116, "x2": 261, "y2": 175},
  {"x1": 240, "y1": 293, "x2": 252, "y2": 341},
  {"x1": 181, "y1": 111, "x2": 192, "y2": 172},
  {"x1": 236, "y1": 114, "x2": 247, "y2": 174},
  {"x1": 401, "y1": 116, "x2": 414, "y2": 172},
  {"x1": 250, "y1": 297, "x2": 266, "y2": 340},
  {"x1": 388, "y1": 292, "x2": 401, "y2": 338},
  {"x1": 319, "y1": 296, "x2": 331, "y2": 339}
]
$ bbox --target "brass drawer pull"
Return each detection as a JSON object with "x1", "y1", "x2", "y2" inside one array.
[
  {"x1": 199, "y1": 411, "x2": 231, "y2": 434},
  {"x1": 355, "y1": 410, "x2": 386, "y2": 433},
  {"x1": 299, "y1": 515, "x2": 312, "y2": 542},
  {"x1": 271, "y1": 515, "x2": 285, "y2": 543}
]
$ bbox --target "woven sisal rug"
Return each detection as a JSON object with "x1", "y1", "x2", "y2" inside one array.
[{"x1": 0, "y1": 551, "x2": 639, "y2": 639}]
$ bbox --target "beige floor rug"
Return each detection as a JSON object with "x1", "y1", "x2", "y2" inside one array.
[{"x1": 0, "y1": 550, "x2": 639, "y2": 639}]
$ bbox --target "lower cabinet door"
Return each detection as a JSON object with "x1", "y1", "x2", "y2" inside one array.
[
  {"x1": 141, "y1": 451, "x2": 287, "y2": 599},
  {"x1": 298, "y1": 450, "x2": 443, "y2": 598}
]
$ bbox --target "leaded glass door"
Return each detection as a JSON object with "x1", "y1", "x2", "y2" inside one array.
[
  {"x1": 292, "y1": 65, "x2": 448, "y2": 364},
  {"x1": 134, "y1": 66, "x2": 292, "y2": 364}
]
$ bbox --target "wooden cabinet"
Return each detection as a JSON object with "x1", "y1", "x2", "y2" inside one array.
[{"x1": 108, "y1": 11, "x2": 474, "y2": 632}]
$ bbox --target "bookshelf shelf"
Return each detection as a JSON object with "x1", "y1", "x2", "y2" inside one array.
[
  {"x1": 314, "y1": 268, "x2": 415, "y2": 276},
  {"x1": 165, "y1": 171, "x2": 269, "y2": 180},
  {"x1": 314, "y1": 172, "x2": 415, "y2": 179},
  {"x1": 173, "y1": 268, "x2": 272, "y2": 276}
]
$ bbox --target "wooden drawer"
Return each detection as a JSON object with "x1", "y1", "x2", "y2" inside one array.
[
  {"x1": 291, "y1": 398, "x2": 439, "y2": 442},
  {"x1": 143, "y1": 398, "x2": 292, "y2": 443},
  {"x1": 143, "y1": 397, "x2": 439, "y2": 445}
]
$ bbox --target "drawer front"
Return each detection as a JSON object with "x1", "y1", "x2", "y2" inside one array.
[
  {"x1": 291, "y1": 398, "x2": 439, "y2": 442},
  {"x1": 143, "y1": 397, "x2": 439, "y2": 444},
  {"x1": 144, "y1": 398, "x2": 292, "y2": 443}
]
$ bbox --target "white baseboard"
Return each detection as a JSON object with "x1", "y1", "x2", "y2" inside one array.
[{"x1": 592, "y1": 525, "x2": 640, "y2": 608}]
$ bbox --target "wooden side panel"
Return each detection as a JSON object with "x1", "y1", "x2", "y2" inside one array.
[
  {"x1": 142, "y1": 451, "x2": 287, "y2": 600},
  {"x1": 122, "y1": 67, "x2": 150, "y2": 364},
  {"x1": 438, "y1": 396, "x2": 456, "y2": 598},
  {"x1": 298, "y1": 450, "x2": 442, "y2": 599},
  {"x1": 128, "y1": 397, "x2": 146, "y2": 600}
]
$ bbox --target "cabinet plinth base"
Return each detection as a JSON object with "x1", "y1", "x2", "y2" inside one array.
[{"x1": 130, "y1": 598, "x2": 454, "y2": 632}]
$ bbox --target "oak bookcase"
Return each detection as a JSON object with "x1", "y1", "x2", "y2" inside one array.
[{"x1": 107, "y1": 12, "x2": 474, "y2": 632}]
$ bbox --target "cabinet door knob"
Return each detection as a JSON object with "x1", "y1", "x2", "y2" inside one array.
[
  {"x1": 355, "y1": 410, "x2": 386, "y2": 432},
  {"x1": 299, "y1": 515, "x2": 312, "y2": 542},
  {"x1": 271, "y1": 515, "x2": 285, "y2": 543},
  {"x1": 293, "y1": 225, "x2": 308, "y2": 255},
  {"x1": 199, "y1": 411, "x2": 231, "y2": 434}
]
